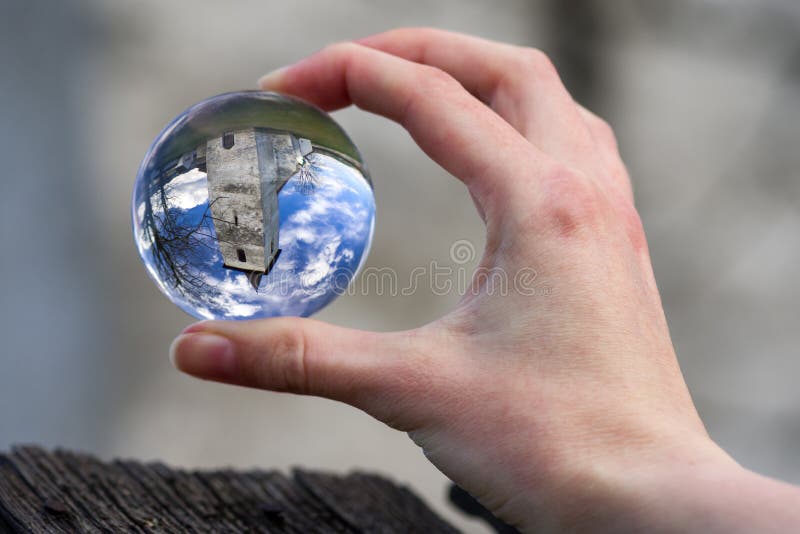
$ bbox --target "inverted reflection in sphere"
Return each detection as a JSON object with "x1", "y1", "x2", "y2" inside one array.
[{"x1": 132, "y1": 91, "x2": 375, "y2": 320}]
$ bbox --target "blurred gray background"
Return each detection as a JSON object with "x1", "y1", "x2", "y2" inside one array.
[{"x1": 1, "y1": 1, "x2": 799, "y2": 531}]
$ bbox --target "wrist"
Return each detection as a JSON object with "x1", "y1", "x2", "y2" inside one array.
[{"x1": 541, "y1": 433, "x2": 738, "y2": 533}]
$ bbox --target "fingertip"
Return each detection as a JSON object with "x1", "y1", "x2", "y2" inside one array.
[
  {"x1": 258, "y1": 66, "x2": 290, "y2": 90},
  {"x1": 180, "y1": 320, "x2": 216, "y2": 335},
  {"x1": 168, "y1": 335, "x2": 180, "y2": 368},
  {"x1": 169, "y1": 333, "x2": 238, "y2": 381}
]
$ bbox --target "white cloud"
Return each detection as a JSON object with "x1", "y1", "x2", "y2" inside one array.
[
  {"x1": 150, "y1": 168, "x2": 208, "y2": 213},
  {"x1": 300, "y1": 236, "x2": 341, "y2": 286}
]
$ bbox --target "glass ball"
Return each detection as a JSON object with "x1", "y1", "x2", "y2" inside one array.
[{"x1": 132, "y1": 91, "x2": 375, "y2": 320}]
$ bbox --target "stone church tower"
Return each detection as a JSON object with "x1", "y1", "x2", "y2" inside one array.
[{"x1": 204, "y1": 128, "x2": 313, "y2": 289}]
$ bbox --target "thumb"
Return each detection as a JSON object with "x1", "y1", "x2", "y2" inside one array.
[{"x1": 169, "y1": 317, "x2": 414, "y2": 406}]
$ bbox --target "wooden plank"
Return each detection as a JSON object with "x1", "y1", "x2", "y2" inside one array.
[
  {"x1": 247, "y1": 469, "x2": 355, "y2": 533},
  {"x1": 6, "y1": 446, "x2": 106, "y2": 533},
  {"x1": 0, "y1": 447, "x2": 460, "y2": 533},
  {"x1": 115, "y1": 460, "x2": 208, "y2": 532},
  {"x1": 295, "y1": 470, "x2": 461, "y2": 534},
  {"x1": 0, "y1": 454, "x2": 75, "y2": 533}
]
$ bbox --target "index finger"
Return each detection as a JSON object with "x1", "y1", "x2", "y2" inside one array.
[
  {"x1": 357, "y1": 28, "x2": 598, "y2": 171},
  {"x1": 258, "y1": 42, "x2": 546, "y2": 217}
]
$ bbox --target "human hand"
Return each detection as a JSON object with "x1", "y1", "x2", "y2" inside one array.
[{"x1": 170, "y1": 28, "x2": 799, "y2": 532}]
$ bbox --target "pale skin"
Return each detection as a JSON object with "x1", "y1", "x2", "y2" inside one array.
[{"x1": 170, "y1": 28, "x2": 800, "y2": 532}]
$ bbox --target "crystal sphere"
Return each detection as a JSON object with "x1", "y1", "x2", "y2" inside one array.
[{"x1": 132, "y1": 91, "x2": 375, "y2": 320}]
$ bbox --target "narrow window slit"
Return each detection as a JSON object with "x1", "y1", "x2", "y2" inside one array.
[{"x1": 222, "y1": 131, "x2": 235, "y2": 149}]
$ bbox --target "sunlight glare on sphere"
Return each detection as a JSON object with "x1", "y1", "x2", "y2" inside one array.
[{"x1": 132, "y1": 91, "x2": 375, "y2": 320}]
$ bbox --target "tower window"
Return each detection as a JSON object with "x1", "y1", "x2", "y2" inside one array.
[
  {"x1": 222, "y1": 131, "x2": 235, "y2": 149},
  {"x1": 233, "y1": 214, "x2": 239, "y2": 226},
  {"x1": 236, "y1": 248, "x2": 246, "y2": 262}
]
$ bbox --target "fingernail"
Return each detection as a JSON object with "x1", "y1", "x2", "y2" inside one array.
[
  {"x1": 258, "y1": 66, "x2": 290, "y2": 89},
  {"x1": 169, "y1": 333, "x2": 237, "y2": 380},
  {"x1": 181, "y1": 320, "x2": 214, "y2": 335}
]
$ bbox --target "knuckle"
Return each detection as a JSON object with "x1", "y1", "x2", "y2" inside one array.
[
  {"x1": 536, "y1": 165, "x2": 608, "y2": 239},
  {"x1": 242, "y1": 319, "x2": 309, "y2": 394},
  {"x1": 418, "y1": 64, "x2": 459, "y2": 90},
  {"x1": 530, "y1": 165, "x2": 647, "y2": 250},
  {"x1": 491, "y1": 48, "x2": 558, "y2": 101},
  {"x1": 319, "y1": 41, "x2": 362, "y2": 65},
  {"x1": 322, "y1": 40, "x2": 356, "y2": 55},
  {"x1": 396, "y1": 26, "x2": 441, "y2": 40},
  {"x1": 616, "y1": 199, "x2": 648, "y2": 252},
  {"x1": 518, "y1": 47, "x2": 559, "y2": 80},
  {"x1": 593, "y1": 116, "x2": 619, "y2": 148},
  {"x1": 598, "y1": 118, "x2": 616, "y2": 139},
  {"x1": 270, "y1": 320, "x2": 309, "y2": 393}
]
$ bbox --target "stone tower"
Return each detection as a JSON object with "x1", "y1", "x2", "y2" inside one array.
[{"x1": 205, "y1": 128, "x2": 313, "y2": 289}]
